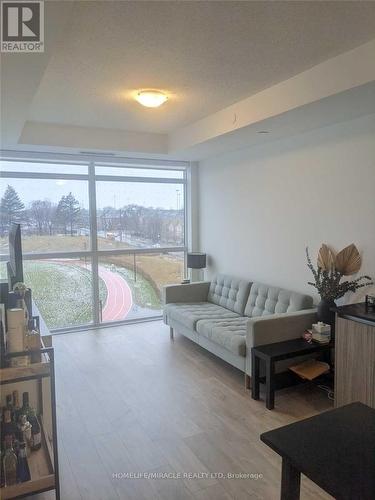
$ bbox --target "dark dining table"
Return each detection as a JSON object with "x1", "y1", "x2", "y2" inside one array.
[{"x1": 260, "y1": 402, "x2": 375, "y2": 500}]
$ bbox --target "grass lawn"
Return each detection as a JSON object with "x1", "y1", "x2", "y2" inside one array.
[
  {"x1": 23, "y1": 260, "x2": 107, "y2": 330},
  {"x1": 101, "y1": 253, "x2": 184, "y2": 297},
  {"x1": 0, "y1": 234, "x2": 134, "y2": 254},
  {"x1": 0, "y1": 234, "x2": 91, "y2": 254}
]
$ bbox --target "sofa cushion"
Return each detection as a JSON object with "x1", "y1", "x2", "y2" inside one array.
[
  {"x1": 244, "y1": 282, "x2": 313, "y2": 317},
  {"x1": 196, "y1": 317, "x2": 248, "y2": 357},
  {"x1": 208, "y1": 274, "x2": 251, "y2": 314},
  {"x1": 165, "y1": 302, "x2": 239, "y2": 330}
]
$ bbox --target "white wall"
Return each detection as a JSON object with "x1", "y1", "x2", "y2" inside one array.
[{"x1": 198, "y1": 114, "x2": 375, "y2": 304}]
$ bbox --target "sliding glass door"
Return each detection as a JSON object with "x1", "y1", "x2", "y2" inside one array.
[{"x1": 0, "y1": 156, "x2": 187, "y2": 331}]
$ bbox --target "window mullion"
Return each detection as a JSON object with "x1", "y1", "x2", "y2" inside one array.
[{"x1": 88, "y1": 162, "x2": 100, "y2": 325}]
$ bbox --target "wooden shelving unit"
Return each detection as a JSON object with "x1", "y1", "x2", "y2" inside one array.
[
  {"x1": 0, "y1": 345, "x2": 60, "y2": 499},
  {"x1": 0, "y1": 361, "x2": 50, "y2": 385}
]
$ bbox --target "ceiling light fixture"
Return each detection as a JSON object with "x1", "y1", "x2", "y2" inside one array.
[{"x1": 135, "y1": 90, "x2": 168, "y2": 108}]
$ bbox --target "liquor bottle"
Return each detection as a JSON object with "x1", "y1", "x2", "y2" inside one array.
[
  {"x1": 21, "y1": 392, "x2": 32, "y2": 417},
  {"x1": 13, "y1": 438, "x2": 20, "y2": 457},
  {"x1": 4, "y1": 394, "x2": 13, "y2": 419},
  {"x1": 3, "y1": 436, "x2": 17, "y2": 486},
  {"x1": 16, "y1": 442, "x2": 31, "y2": 482},
  {"x1": 2, "y1": 410, "x2": 17, "y2": 446},
  {"x1": 5, "y1": 394, "x2": 13, "y2": 409},
  {"x1": 12, "y1": 390, "x2": 21, "y2": 423},
  {"x1": 17, "y1": 415, "x2": 32, "y2": 453},
  {"x1": 28, "y1": 409, "x2": 42, "y2": 451},
  {"x1": 26, "y1": 322, "x2": 41, "y2": 363}
]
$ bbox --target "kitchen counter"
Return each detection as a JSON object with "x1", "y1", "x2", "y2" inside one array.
[
  {"x1": 332, "y1": 302, "x2": 375, "y2": 327},
  {"x1": 333, "y1": 302, "x2": 375, "y2": 408}
]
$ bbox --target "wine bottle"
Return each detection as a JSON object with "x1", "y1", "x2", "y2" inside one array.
[
  {"x1": 4, "y1": 394, "x2": 13, "y2": 419},
  {"x1": 3, "y1": 436, "x2": 17, "y2": 486},
  {"x1": 16, "y1": 442, "x2": 31, "y2": 482},
  {"x1": 29, "y1": 409, "x2": 42, "y2": 451},
  {"x1": 26, "y1": 327, "x2": 41, "y2": 363},
  {"x1": 1, "y1": 395, "x2": 13, "y2": 444},
  {"x1": 2, "y1": 410, "x2": 17, "y2": 446},
  {"x1": 21, "y1": 392, "x2": 31, "y2": 417},
  {"x1": 12, "y1": 390, "x2": 21, "y2": 423}
]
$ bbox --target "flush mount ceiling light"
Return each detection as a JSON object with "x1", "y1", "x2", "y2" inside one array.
[{"x1": 135, "y1": 90, "x2": 168, "y2": 108}]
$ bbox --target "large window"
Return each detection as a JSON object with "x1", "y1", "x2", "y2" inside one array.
[{"x1": 0, "y1": 156, "x2": 188, "y2": 331}]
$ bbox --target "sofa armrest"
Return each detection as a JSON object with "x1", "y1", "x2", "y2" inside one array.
[
  {"x1": 163, "y1": 281, "x2": 211, "y2": 305},
  {"x1": 246, "y1": 309, "x2": 318, "y2": 350}
]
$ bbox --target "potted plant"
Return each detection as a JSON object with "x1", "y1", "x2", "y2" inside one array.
[{"x1": 306, "y1": 244, "x2": 373, "y2": 327}]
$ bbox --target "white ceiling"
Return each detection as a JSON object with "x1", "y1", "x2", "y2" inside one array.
[
  {"x1": 1, "y1": 1, "x2": 375, "y2": 159},
  {"x1": 28, "y1": 1, "x2": 375, "y2": 134}
]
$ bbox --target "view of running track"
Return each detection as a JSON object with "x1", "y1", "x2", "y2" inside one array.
[
  {"x1": 44, "y1": 259, "x2": 134, "y2": 323},
  {"x1": 98, "y1": 266, "x2": 133, "y2": 321}
]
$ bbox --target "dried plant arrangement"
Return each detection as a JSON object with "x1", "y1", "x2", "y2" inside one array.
[{"x1": 306, "y1": 244, "x2": 373, "y2": 301}]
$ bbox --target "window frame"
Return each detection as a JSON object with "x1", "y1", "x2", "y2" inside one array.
[{"x1": 0, "y1": 152, "x2": 189, "y2": 332}]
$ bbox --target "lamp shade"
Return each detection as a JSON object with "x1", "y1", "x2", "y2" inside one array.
[{"x1": 187, "y1": 252, "x2": 206, "y2": 269}]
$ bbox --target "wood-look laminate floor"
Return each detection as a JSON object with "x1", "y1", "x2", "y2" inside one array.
[{"x1": 33, "y1": 321, "x2": 333, "y2": 500}]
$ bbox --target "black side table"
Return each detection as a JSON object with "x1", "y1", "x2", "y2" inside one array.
[
  {"x1": 251, "y1": 338, "x2": 331, "y2": 409},
  {"x1": 260, "y1": 402, "x2": 375, "y2": 500}
]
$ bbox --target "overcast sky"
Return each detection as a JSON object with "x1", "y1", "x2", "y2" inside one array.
[{"x1": 0, "y1": 162, "x2": 184, "y2": 210}]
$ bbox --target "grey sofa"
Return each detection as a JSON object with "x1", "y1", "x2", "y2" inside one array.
[{"x1": 163, "y1": 274, "x2": 317, "y2": 388}]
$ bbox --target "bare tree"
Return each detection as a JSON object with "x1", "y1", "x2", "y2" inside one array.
[
  {"x1": 29, "y1": 200, "x2": 56, "y2": 235},
  {"x1": 100, "y1": 206, "x2": 117, "y2": 232}
]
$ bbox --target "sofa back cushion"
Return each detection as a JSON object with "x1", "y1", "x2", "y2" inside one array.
[
  {"x1": 244, "y1": 282, "x2": 313, "y2": 317},
  {"x1": 208, "y1": 274, "x2": 251, "y2": 314}
]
